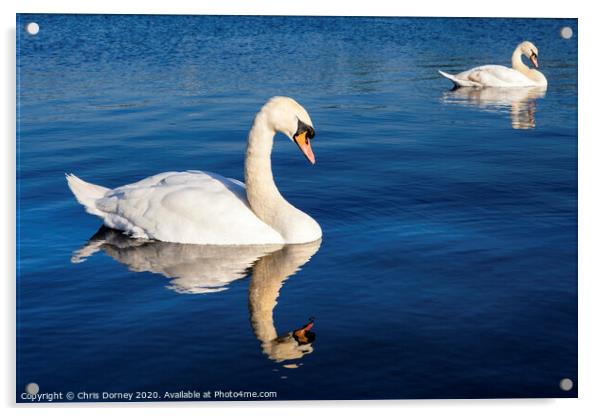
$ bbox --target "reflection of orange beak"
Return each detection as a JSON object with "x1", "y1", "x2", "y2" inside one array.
[
  {"x1": 293, "y1": 320, "x2": 314, "y2": 343},
  {"x1": 530, "y1": 54, "x2": 539, "y2": 68},
  {"x1": 293, "y1": 131, "x2": 315, "y2": 165}
]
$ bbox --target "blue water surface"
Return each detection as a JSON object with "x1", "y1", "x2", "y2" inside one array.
[{"x1": 16, "y1": 15, "x2": 577, "y2": 401}]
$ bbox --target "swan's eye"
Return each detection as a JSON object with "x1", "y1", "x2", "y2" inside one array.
[
  {"x1": 307, "y1": 126, "x2": 315, "y2": 140},
  {"x1": 296, "y1": 119, "x2": 315, "y2": 140}
]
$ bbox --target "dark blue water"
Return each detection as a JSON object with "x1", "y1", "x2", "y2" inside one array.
[{"x1": 17, "y1": 15, "x2": 577, "y2": 401}]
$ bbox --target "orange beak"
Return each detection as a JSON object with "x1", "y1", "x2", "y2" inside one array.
[
  {"x1": 530, "y1": 54, "x2": 539, "y2": 68},
  {"x1": 293, "y1": 131, "x2": 315, "y2": 165}
]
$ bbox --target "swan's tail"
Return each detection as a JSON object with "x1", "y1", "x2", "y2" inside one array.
[
  {"x1": 438, "y1": 70, "x2": 480, "y2": 88},
  {"x1": 65, "y1": 173, "x2": 109, "y2": 217}
]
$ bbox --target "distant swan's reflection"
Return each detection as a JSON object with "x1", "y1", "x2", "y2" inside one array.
[
  {"x1": 441, "y1": 86, "x2": 546, "y2": 129},
  {"x1": 73, "y1": 227, "x2": 321, "y2": 364}
]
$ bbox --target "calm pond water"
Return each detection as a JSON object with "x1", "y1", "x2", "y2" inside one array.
[{"x1": 17, "y1": 15, "x2": 577, "y2": 401}]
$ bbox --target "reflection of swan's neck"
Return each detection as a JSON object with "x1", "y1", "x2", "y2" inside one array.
[
  {"x1": 248, "y1": 242, "x2": 321, "y2": 361},
  {"x1": 511, "y1": 100, "x2": 536, "y2": 129},
  {"x1": 249, "y1": 247, "x2": 304, "y2": 344},
  {"x1": 248, "y1": 249, "x2": 284, "y2": 344},
  {"x1": 244, "y1": 109, "x2": 319, "y2": 242}
]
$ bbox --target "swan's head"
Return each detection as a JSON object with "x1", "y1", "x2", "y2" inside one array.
[
  {"x1": 262, "y1": 96, "x2": 316, "y2": 165},
  {"x1": 266, "y1": 318, "x2": 316, "y2": 363},
  {"x1": 518, "y1": 41, "x2": 540, "y2": 68}
]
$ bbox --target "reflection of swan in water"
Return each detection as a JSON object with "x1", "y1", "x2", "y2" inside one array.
[
  {"x1": 441, "y1": 86, "x2": 546, "y2": 129},
  {"x1": 73, "y1": 227, "x2": 320, "y2": 363}
]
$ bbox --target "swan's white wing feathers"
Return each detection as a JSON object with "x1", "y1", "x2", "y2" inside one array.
[
  {"x1": 94, "y1": 171, "x2": 285, "y2": 245},
  {"x1": 439, "y1": 65, "x2": 534, "y2": 87},
  {"x1": 467, "y1": 65, "x2": 530, "y2": 86},
  {"x1": 438, "y1": 70, "x2": 481, "y2": 87}
]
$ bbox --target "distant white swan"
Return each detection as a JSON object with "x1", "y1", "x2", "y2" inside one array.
[
  {"x1": 66, "y1": 97, "x2": 322, "y2": 245},
  {"x1": 439, "y1": 41, "x2": 548, "y2": 88}
]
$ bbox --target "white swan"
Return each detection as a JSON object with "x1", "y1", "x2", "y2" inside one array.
[
  {"x1": 66, "y1": 97, "x2": 322, "y2": 245},
  {"x1": 439, "y1": 41, "x2": 548, "y2": 88}
]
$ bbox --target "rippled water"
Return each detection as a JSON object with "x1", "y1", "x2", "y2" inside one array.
[{"x1": 17, "y1": 15, "x2": 577, "y2": 400}]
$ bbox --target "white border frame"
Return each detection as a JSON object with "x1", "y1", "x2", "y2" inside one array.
[{"x1": 4, "y1": 1, "x2": 601, "y2": 415}]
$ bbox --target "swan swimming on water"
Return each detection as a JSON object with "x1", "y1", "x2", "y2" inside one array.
[
  {"x1": 438, "y1": 41, "x2": 548, "y2": 88},
  {"x1": 66, "y1": 97, "x2": 322, "y2": 245}
]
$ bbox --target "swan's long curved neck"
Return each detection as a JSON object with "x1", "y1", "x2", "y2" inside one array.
[
  {"x1": 245, "y1": 111, "x2": 286, "y2": 210},
  {"x1": 244, "y1": 111, "x2": 308, "y2": 240}
]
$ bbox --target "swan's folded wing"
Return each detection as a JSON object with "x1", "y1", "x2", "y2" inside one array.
[
  {"x1": 465, "y1": 65, "x2": 533, "y2": 87},
  {"x1": 95, "y1": 171, "x2": 285, "y2": 245}
]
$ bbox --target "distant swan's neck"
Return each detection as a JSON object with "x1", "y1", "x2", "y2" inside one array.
[
  {"x1": 511, "y1": 47, "x2": 546, "y2": 85},
  {"x1": 244, "y1": 111, "x2": 301, "y2": 239},
  {"x1": 511, "y1": 47, "x2": 530, "y2": 76}
]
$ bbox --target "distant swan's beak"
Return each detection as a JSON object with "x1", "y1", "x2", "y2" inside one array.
[
  {"x1": 293, "y1": 130, "x2": 316, "y2": 165},
  {"x1": 530, "y1": 54, "x2": 539, "y2": 68}
]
